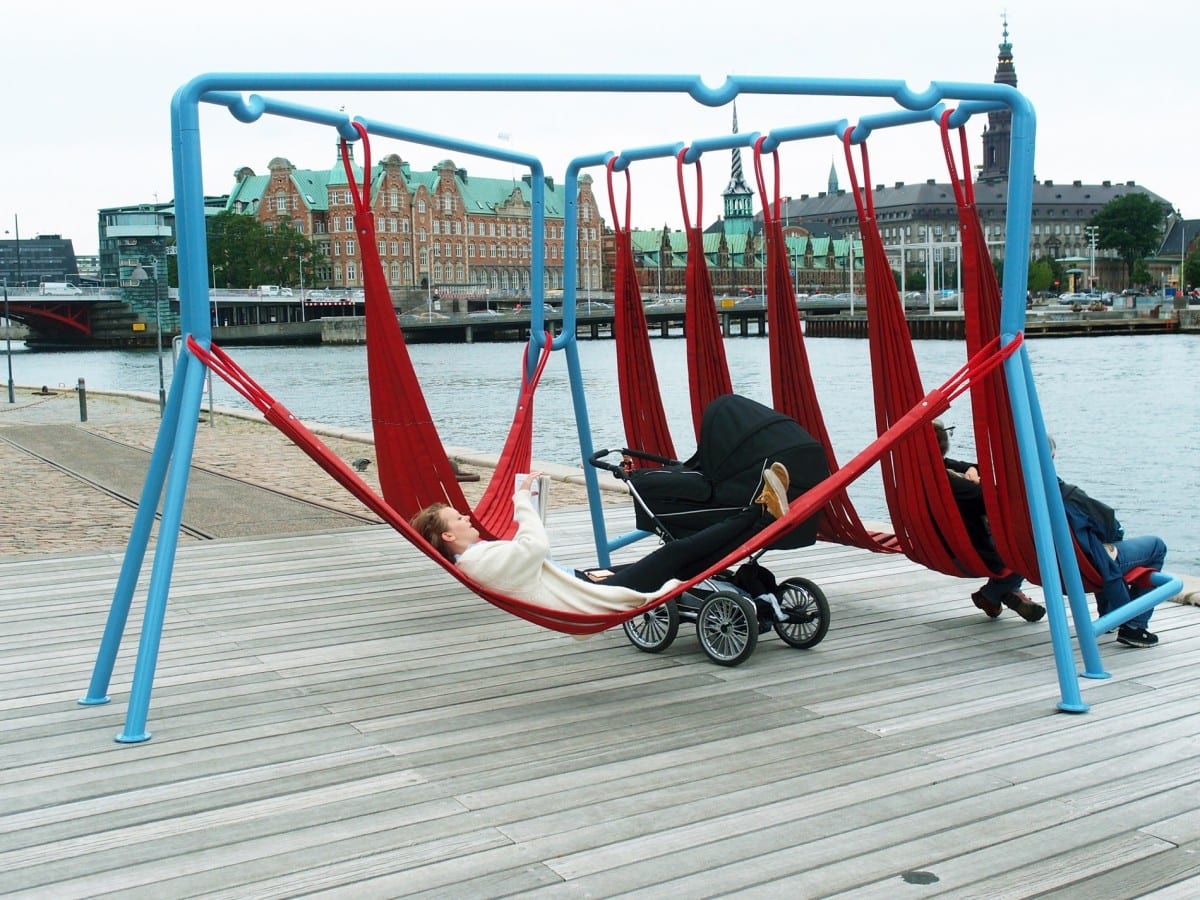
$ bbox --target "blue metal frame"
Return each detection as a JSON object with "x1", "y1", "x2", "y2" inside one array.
[{"x1": 78, "y1": 72, "x2": 1182, "y2": 742}]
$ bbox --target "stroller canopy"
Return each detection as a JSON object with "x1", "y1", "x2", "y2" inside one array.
[{"x1": 635, "y1": 394, "x2": 831, "y2": 549}]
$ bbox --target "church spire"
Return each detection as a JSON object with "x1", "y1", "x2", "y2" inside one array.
[
  {"x1": 980, "y1": 12, "x2": 1016, "y2": 181},
  {"x1": 723, "y1": 101, "x2": 755, "y2": 233},
  {"x1": 828, "y1": 159, "x2": 839, "y2": 194}
]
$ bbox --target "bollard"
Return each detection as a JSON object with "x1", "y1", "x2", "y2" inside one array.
[{"x1": 77, "y1": 377, "x2": 88, "y2": 422}]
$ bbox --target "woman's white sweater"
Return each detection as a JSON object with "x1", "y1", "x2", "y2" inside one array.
[{"x1": 456, "y1": 488, "x2": 679, "y2": 616}]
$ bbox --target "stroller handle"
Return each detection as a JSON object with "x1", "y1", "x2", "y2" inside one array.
[
  {"x1": 587, "y1": 448, "x2": 628, "y2": 478},
  {"x1": 589, "y1": 447, "x2": 682, "y2": 478}
]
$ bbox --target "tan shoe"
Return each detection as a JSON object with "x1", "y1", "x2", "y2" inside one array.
[
  {"x1": 755, "y1": 468, "x2": 789, "y2": 520},
  {"x1": 769, "y1": 461, "x2": 790, "y2": 495}
]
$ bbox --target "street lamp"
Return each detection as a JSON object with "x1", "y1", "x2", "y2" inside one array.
[
  {"x1": 1085, "y1": 225, "x2": 1098, "y2": 291},
  {"x1": 296, "y1": 246, "x2": 306, "y2": 322},
  {"x1": 3, "y1": 279, "x2": 13, "y2": 403},
  {"x1": 129, "y1": 260, "x2": 166, "y2": 415}
]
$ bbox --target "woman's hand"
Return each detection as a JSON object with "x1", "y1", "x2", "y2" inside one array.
[{"x1": 520, "y1": 471, "x2": 543, "y2": 492}]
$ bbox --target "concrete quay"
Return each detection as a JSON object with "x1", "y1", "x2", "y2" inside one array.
[{"x1": 0, "y1": 386, "x2": 619, "y2": 560}]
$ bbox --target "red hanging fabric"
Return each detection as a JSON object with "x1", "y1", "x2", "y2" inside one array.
[
  {"x1": 607, "y1": 159, "x2": 676, "y2": 464},
  {"x1": 337, "y1": 123, "x2": 548, "y2": 539},
  {"x1": 939, "y1": 112, "x2": 1042, "y2": 580},
  {"x1": 938, "y1": 113, "x2": 1124, "y2": 593},
  {"x1": 842, "y1": 132, "x2": 997, "y2": 577},
  {"x1": 751, "y1": 139, "x2": 898, "y2": 553},
  {"x1": 677, "y1": 148, "x2": 733, "y2": 439}
]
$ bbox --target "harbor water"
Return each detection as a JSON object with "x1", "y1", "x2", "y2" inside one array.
[{"x1": 5, "y1": 333, "x2": 1198, "y2": 572}]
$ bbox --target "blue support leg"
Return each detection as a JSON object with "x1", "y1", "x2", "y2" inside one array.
[
  {"x1": 79, "y1": 362, "x2": 190, "y2": 707},
  {"x1": 115, "y1": 355, "x2": 206, "y2": 743}
]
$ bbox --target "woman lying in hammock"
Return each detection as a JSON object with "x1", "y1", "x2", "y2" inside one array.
[{"x1": 411, "y1": 466, "x2": 790, "y2": 616}]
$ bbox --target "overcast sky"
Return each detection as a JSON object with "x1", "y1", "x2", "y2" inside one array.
[{"x1": 2, "y1": 0, "x2": 1195, "y2": 259}]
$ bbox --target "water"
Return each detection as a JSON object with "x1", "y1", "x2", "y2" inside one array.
[{"x1": 6, "y1": 332, "x2": 1198, "y2": 571}]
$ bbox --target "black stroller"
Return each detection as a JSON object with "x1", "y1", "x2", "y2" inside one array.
[{"x1": 588, "y1": 394, "x2": 832, "y2": 666}]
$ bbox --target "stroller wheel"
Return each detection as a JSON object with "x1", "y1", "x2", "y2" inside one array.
[
  {"x1": 773, "y1": 577, "x2": 831, "y2": 649},
  {"x1": 623, "y1": 600, "x2": 680, "y2": 653},
  {"x1": 697, "y1": 590, "x2": 758, "y2": 667}
]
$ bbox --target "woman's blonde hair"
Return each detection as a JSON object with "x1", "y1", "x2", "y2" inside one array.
[{"x1": 410, "y1": 503, "x2": 454, "y2": 561}]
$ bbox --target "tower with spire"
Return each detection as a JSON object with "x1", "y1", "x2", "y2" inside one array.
[
  {"x1": 722, "y1": 102, "x2": 755, "y2": 235},
  {"x1": 980, "y1": 13, "x2": 1016, "y2": 182}
]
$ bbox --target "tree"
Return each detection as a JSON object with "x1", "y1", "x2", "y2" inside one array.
[
  {"x1": 205, "y1": 211, "x2": 325, "y2": 289},
  {"x1": 1185, "y1": 250, "x2": 1200, "y2": 296},
  {"x1": 1091, "y1": 193, "x2": 1168, "y2": 280},
  {"x1": 1132, "y1": 259, "x2": 1152, "y2": 290},
  {"x1": 1027, "y1": 258, "x2": 1055, "y2": 295}
]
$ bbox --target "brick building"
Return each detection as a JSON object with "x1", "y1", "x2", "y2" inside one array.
[{"x1": 227, "y1": 149, "x2": 604, "y2": 305}]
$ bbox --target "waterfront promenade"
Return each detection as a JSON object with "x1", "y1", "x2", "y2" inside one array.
[{"x1": 3, "y1": 388, "x2": 1200, "y2": 895}]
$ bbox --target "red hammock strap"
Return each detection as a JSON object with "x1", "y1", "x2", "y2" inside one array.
[
  {"x1": 677, "y1": 147, "x2": 732, "y2": 438},
  {"x1": 745, "y1": 136, "x2": 894, "y2": 552},
  {"x1": 676, "y1": 146, "x2": 702, "y2": 231},
  {"x1": 334, "y1": 126, "x2": 549, "y2": 539},
  {"x1": 606, "y1": 158, "x2": 676, "y2": 463},
  {"x1": 937, "y1": 112, "x2": 1044, "y2": 578},
  {"x1": 471, "y1": 337, "x2": 555, "y2": 540}
]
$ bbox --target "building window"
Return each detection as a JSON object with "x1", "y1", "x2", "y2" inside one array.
[
  {"x1": 346, "y1": 240, "x2": 356, "y2": 256},
  {"x1": 418, "y1": 199, "x2": 426, "y2": 213},
  {"x1": 333, "y1": 241, "x2": 341, "y2": 257},
  {"x1": 347, "y1": 264, "x2": 356, "y2": 282}
]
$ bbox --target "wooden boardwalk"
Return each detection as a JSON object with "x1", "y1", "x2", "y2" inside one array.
[{"x1": 3, "y1": 506, "x2": 1199, "y2": 898}]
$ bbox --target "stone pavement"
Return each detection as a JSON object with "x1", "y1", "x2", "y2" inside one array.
[{"x1": 0, "y1": 386, "x2": 618, "y2": 559}]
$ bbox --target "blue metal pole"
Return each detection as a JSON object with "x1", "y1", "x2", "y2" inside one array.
[
  {"x1": 79, "y1": 358, "x2": 188, "y2": 707},
  {"x1": 115, "y1": 353, "x2": 206, "y2": 742}
]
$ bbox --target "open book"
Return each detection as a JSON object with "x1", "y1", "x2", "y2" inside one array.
[{"x1": 515, "y1": 473, "x2": 551, "y2": 522}]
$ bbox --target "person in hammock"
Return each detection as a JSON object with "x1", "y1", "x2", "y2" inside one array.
[
  {"x1": 1049, "y1": 434, "x2": 1167, "y2": 648},
  {"x1": 410, "y1": 464, "x2": 791, "y2": 617},
  {"x1": 933, "y1": 421, "x2": 1046, "y2": 623}
]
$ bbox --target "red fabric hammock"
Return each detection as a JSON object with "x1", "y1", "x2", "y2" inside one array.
[
  {"x1": 842, "y1": 131, "x2": 1000, "y2": 577},
  {"x1": 338, "y1": 124, "x2": 545, "y2": 539},
  {"x1": 938, "y1": 113, "x2": 1143, "y2": 593},
  {"x1": 677, "y1": 148, "x2": 733, "y2": 439},
  {"x1": 188, "y1": 330, "x2": 1005, "y2": 635},
  {"x1": 606, "y1": 159, "x2": 676, "y2": 465},
  {"x1": 752, "y1": 139, "x2": 899, "y2": 553}
]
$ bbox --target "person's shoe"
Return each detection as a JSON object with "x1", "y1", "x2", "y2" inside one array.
[
  {"x1": 769, "y1": 461, "x2": 790, "y2": 495},
  {"x1": 1117, "y1": 625, "x2": 1159, "y2": 648},
  {"x1": 971, "y1": 590, "x2": 1002, "y2": 618},
  {"x1": 1003, "y1": 591, "x2": 1046, "y2": 623},
  {"x1": 755, "y1": 468, "x2": 789, "y2": 520}
]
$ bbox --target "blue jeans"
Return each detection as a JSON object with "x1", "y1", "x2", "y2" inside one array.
[
  {"x1": 1095, "y1": 534, "x2": 1168, "y2": 629},
  {"x1": 979, "y1": 571, "x2": 1025, "y2": 603}
]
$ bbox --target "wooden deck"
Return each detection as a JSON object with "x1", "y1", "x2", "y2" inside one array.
[{"x1": 3, "y1": 506, "x2": 1199, "y2": 897}]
